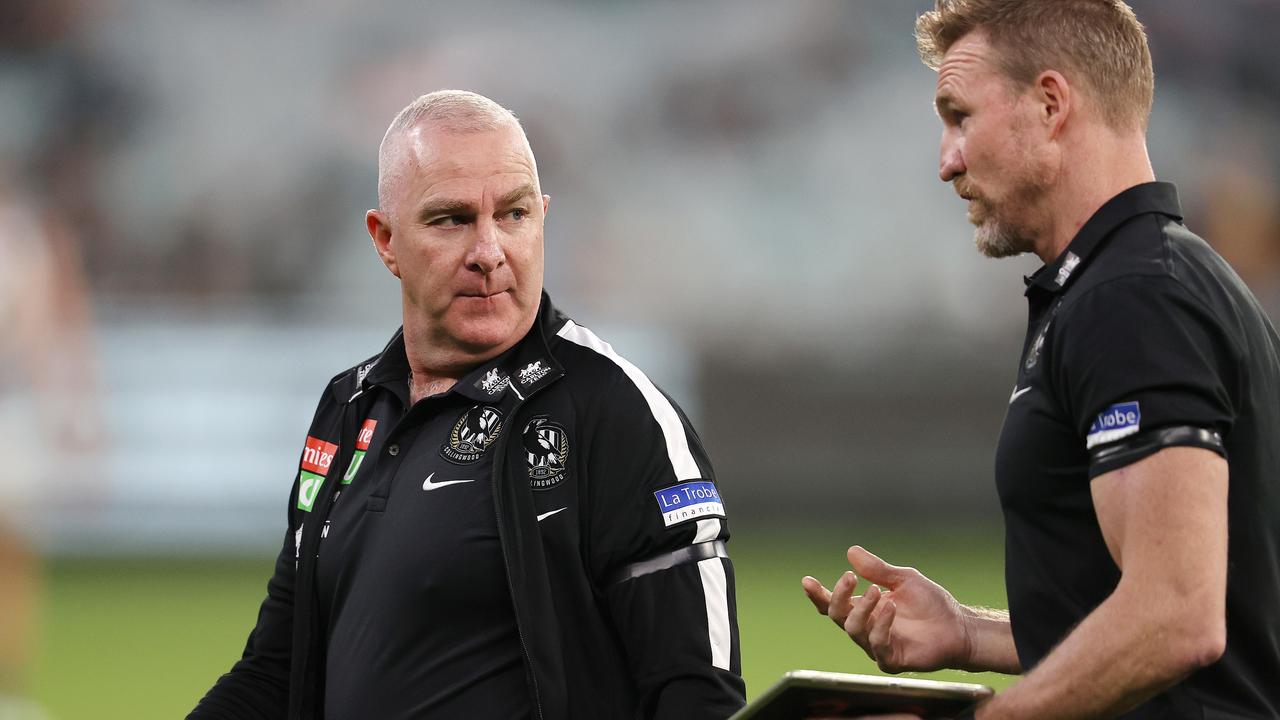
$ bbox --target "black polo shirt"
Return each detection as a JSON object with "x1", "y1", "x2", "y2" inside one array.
[
  {"x1": 995, "y1": 182, "x2": 1280, "y2": 717},
  {"x1": 314, "y1": 334, "x2": 532, "y2": 720}
]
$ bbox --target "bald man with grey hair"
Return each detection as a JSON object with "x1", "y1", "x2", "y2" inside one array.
[
  {"x1": 376, "y1": 90, "x2": 529, "y2": 217},
  {"x1": 190, "y1": 90, "x2": 746, "y2": 720}
]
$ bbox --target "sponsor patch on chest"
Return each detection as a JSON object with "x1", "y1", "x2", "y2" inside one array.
[
  {"x1": 342, "y1": 419, "x2": 378, "y2": 485},
  {"x1": 654, "y1": 481, "x2": 725, "y2": 527},
  {"x1": 1086, "y1": 401, "x2": 1141, "y2": 449},
  {"x1": 297, "y1": 436, "x2": 338, "y2": 511}
]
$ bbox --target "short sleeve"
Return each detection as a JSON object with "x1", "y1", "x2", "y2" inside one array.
[{"x1": 1050, "y1": 276, "x2": 1236, "y2": 478}]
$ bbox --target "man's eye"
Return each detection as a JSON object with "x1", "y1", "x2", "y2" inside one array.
[
  {"x1": 507, "y1": 208, "x2": 528, "y2": 221},
  {"x1": 433, "y1": 215, "x2": 466, "y2": 227}
]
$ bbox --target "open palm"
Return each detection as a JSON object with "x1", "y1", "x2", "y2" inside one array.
[{"x1": 803, "y1": 546, "x2": 970, "y2": 673}]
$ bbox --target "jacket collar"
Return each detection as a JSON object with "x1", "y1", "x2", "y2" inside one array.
[
  {"x1": 1025, "y1": 181, "x2": 1183, "y2": 297},
  {"x1": 335, "y1": 291, "x2": 570, "y2": 405}
]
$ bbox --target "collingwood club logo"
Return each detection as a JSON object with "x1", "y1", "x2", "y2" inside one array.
[
  {"x1": 523, "y1": 416, "x2": 568, "y2": 490},
  {"x1": 441, "y1": 405, "x2": 504, "y2": 464},
  {"x1": 1026, "y1": 298, "x2": 1065, "y2": 371},
  {"x1": 478, "y1": 368, "x2": 510, "y2": 396},
  {"x1": 1025, "y1": 324, "x2": 1049, "y2": 370}
]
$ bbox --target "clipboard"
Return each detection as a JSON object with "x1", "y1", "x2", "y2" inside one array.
[{"x1": 730, "y1": 670, "x2": 993, "y2": 719}]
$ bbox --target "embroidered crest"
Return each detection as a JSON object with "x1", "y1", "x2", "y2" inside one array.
[
  {"x1": 441, "y1": 405, "x2": 504, "y2": 464},
  {"x1": 1025, "y1": 297, "x2": 1067, "y2": 371},
  {"x1": 1025, "y1": 323, "x2": 1049, "y2": 371},
  {"x1": 523, "y1": 416, "x2": 568, "y2": 490},
  {"x1": 518, "y1": 360, "x2": 550, "y2": 386},
  {"x1": 478, "y1": 368, "x2": 510, "y2": 396}
]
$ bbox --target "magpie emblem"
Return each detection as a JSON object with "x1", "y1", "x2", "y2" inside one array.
[
  {"x1": 523, "y1": 416, "x2": 568, "y2": 490},
  {"x1": 441, "y1": 405, "x2": 504, "y2": 464}
]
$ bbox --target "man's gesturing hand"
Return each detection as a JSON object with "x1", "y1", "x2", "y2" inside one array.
[{"x1": 802, "y1": 546, "x2": 972, "y2": 674}]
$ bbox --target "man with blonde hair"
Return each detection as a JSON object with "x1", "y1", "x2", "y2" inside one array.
[
  {"x1": 190, "y1": 90, "x2": 745, "y2": 719},
  {"x1": 805, "y1": 2, "x2": 1280, "y2": 717}
]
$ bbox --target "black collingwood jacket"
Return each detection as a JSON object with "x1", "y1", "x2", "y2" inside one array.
[{"x1": 189, "y1": 294, "x2": 746, "y2": 719}]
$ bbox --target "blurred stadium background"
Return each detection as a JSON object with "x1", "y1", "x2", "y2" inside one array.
[{"x1": 2, "y1": 0, "x2": 1277, "y2": 717}]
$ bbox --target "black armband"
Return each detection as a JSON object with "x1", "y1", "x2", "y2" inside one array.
[
  {"x1": 607, "y1": 540, "x2": 728, "y2": 585},
  {"x1": 1090, "y1": 425, "x2": 1224, "y2": 473}
]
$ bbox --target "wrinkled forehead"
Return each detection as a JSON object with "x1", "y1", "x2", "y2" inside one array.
[
  {"x1": 937, "y1": 32, "x2": 991, "y2": 84},
  {"x1": 934, "y1": 32, "x2": 1013, "y2": 106}
]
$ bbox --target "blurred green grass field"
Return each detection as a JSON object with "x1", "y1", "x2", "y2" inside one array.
[{"x1": 31, "y1": 521, "x2": 1013, "y2": 719}]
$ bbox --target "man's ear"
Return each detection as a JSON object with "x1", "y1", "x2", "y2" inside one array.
[
  {"x1": 367, "y1": 209, "x2": 400, "y2": 278},
  {"x1": 1034, "y1": 69, "x2": 1072, "y2": 139}
]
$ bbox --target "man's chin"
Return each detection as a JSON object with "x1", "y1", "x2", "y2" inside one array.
[
  {"x1": 443, "y1": 310, "x2": 537, "y2": 358},
  {"x1": 974, "y1": 221, "x2": 1032, "y2": 259},
  {"x1": 450, "y1": 323, "x2": 518, "y2": 354}
]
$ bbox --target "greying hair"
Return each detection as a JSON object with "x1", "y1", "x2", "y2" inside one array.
[
  {"x1": 377, "y1": 90, "x2": 525, "y2": 211},
  {"x1": 916, "y1": 0, "x2": 1154, "y2": 131}
]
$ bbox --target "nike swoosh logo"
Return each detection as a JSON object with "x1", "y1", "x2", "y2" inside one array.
[
  {"x1": 536, "y1": 507, "x2": 566, "y2": 522},
  {"x1": 1009, "y1": 386, "x2": 1033, "y2": 404},
  {"x1": 422, "y1": 472, "x2": 476, "y2": 491}
]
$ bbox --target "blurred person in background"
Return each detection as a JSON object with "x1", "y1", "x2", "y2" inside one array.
[
  {"x1": 189, "y1": 90, "x2": 744, "y2": 720},
  {"x1": 803, "y1": 1, "x2": 1280, "y2": 718},
  {"x1": 0, "y1": 168, "x2": 100, "y2": 719},
  {"x1": 1, "y1": 3, "x2": 114, "y2": 716}
]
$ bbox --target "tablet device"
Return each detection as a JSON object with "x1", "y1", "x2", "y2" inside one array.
[{"x1": 730, "y1": 670, "x2": 994, "y2": 720}]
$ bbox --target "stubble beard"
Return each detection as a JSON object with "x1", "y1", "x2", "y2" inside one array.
[
  {"x1": 972, "y1": 200, "x2": 1034, "y2": 259},
  {"x1": 966, "y1": 165, "x2": 1050, "y2": 260}
]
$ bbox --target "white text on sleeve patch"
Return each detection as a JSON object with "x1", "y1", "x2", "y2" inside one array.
[
  {"x1": 1086, "y1": 401, "x2": 1141, "y2": 449},
  {"x1": 654, "y1": 481, "x2": 725, "y2": 527}
]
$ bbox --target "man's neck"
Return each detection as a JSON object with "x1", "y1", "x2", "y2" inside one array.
[
  {"x1": 1032, "y1": 130, "x2": 1156, "y2": 265},
  {"x1": 400, "y1": 321, "x2": 472, "y2": 404},
  {"x1": 406, "y1": 368, "x2": 459, "y2": 404},
  {"x1": 399, "y1": 316, "x2": 523, "y2": 405}
]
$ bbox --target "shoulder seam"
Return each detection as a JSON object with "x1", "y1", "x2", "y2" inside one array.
[
  {"x1": 1055, "y1": 241, "x2": 1245, "y2": 365},
  {"x1": 1060, "y1": 214, "x2": 1175, "y2": 311},
  {"x1": 555, "y1": 320, "x2": 703, "y2": 482}
]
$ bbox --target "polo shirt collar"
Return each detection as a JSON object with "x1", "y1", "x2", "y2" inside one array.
[
  {"x1": 1025, "y1": 181, "x2": 1183, "y2": 296},
  {"x1": 457, "y1": 291, "x2": 566, "y2": 402},
  {"x1": 361, "y1": 329, "x2": 409, "y2": 389},
  {"x1": 358, "y1": 291, "x2": 566, "y2": 404}
]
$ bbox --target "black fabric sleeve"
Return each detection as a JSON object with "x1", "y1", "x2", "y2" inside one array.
[
  {"x1": 188, "y1": 388, "x2": 336, "y2": 719},
  {"x1": 186, "y1": 521, "x2": 297, "y2": 719},
  {"x1": 583, "y1": 373, "x2": 745, "y2": 719},
  {"x1": 1050, "y1": 276, "x2": 1236, "y2": 478}
]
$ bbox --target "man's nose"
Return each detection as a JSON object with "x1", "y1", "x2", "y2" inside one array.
[
  {"x1": 939, "y1": 132, "x2": 965, "y2": 182},
  {"x1": 466, "y1": 221, "x2": 506, "y2": 274}
]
